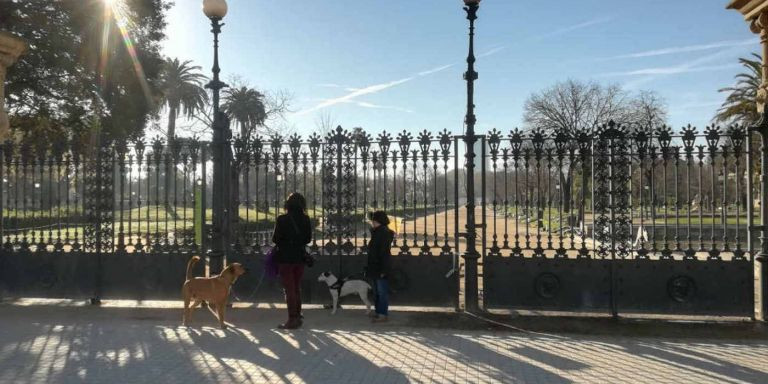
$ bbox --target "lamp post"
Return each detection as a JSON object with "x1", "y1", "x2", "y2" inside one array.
[
  {"x1": 203, "y1": 0, "x2": 231, "y2": 275},
  {"x1": 462, "y1": 0, "x2": 481, "y2": 312}
]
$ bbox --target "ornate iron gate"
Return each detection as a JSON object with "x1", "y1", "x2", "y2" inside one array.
[
  {"x1": 482, "y1": 122, "x2": 755, "y2": 317},
  {"x1": 225, "y1": 126, "x2": 461, "y2": 306}
]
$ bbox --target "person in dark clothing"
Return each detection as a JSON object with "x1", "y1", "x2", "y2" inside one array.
[
  {"x1": 366, "y1": 210, "x2": 395, "y2": 322},
  {"x1": 272, "y1": 192, "x2": 312, "y2": 329}
]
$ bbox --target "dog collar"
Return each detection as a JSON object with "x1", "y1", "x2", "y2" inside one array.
[{"x1": 330, "y1": 280, "x2": 344, "y2": 294}]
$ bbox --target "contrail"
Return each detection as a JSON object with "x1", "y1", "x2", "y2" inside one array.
[
  {"x1": 604, "y1": 38, "x2": 757, "y2": 60},
  {"x1": 296, "y1": 63, "x2": 455, "y2": 115}
]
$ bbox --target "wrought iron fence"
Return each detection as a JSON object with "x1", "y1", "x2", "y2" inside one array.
[
  {"x1": 479, "y1": 122, "x2": 753, "y2": 260},
  {"x1": 0, "y1": 128, "x2": 463, "y2": 256},
  {"x1": 0, "y1": 126, "x2": 463, "y2": 305},
  {"x1": 480, "y1": 122, "x2": 755, "y2": 317},
  {"x1": 0, "y1": 122, "x2": 760, "y2": 317}
]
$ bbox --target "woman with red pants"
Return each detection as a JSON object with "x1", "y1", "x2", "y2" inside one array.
[{"x1": 271, "y1": 193, "x2": 312, "y2": 329}]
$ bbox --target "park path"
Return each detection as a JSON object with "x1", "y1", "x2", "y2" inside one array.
[
  {"x1": 398, "y1": 206, "x2": 599, "y2": 254},
  {"x1": 0, "y1": 304, "x2": 766, "y2": 384}
]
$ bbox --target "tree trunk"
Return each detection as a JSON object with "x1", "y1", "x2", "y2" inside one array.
[
  {"x1": 230, "y1": 122, "x2": 244, "y2": 244},
  {"x1": 230, "y1": 163, "x2": 240, "y2": 245},
  {"x1": 645, "y1": 167, "x2": 656, "y2": 220},
  {"x1": 578, "y1": 169, "x2": 588, "y2": 232},
  {"x1": 166, "y1": 108, "x2": 176, "y2": 141},
  {"x1": 164, "y1": 108, "x2": 179, "y2": 220},
  {"x1": 560, "y1": 170, "x2": 572, "y2": 213}
]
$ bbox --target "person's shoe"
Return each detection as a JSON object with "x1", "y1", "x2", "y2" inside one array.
[
  {"x1": 371, "y1": 315, "x2": 388, "y2": 323},
  {"x1": 277, "y1": 320, "x2": 301, "y2": 330}
]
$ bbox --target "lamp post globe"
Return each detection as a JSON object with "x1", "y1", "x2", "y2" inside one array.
[{"x1": 202, "y1": 0, "x2": 228, "y2": 19}]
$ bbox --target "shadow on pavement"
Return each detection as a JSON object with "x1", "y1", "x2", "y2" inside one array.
[{"x1": 0, "y1": 304, "x2": 767, "y2": 383}]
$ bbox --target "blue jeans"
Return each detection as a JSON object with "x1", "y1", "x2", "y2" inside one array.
[{"x1": 375, "y1": 278, "x2": 389, "y2": 316}]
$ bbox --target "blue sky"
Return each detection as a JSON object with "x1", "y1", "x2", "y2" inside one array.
[{"x1": 163, "y1": 0, "x2": 758, "y2": 138}]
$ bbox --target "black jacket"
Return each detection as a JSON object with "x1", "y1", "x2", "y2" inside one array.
[
  {"x1": 366, "y1": 225, "x2": 395, "y2": 277},
  {"x1": 272, "y1": 213, "x2": 312, "y2": 264}
]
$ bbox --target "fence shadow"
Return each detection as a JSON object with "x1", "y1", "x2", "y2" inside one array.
[{"x1": 2, "y1": 305, "x2": 767, "y2": 383}]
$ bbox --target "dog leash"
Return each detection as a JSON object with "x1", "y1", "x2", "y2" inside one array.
[
  {"x1": 232, "y1": 267, "x2": 267, "y2": 303},
  {"x1": 463, "y1": 310, "x2": 569, "y2": 339}
]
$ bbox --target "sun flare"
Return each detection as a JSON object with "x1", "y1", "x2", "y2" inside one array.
[{"x1": 100, "y1": 0, "x2": 153, "y2": 105}]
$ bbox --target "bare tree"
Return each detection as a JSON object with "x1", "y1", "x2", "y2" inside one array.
[
  {"x1": 626, "y1": 90, "x2": 669, "y2": 221},
  {"x1": 260, "y1": 89, "x2": 292, "y2": 137},
  {"x1": 524, "y1": 80, "x2": 634, "y2": 133},
  {"x1": 629, "y1": 90, "x2": 668, "y2": 129},
  {"x1": 174, "y1": 77, "x2": 292, "y2": 142},
  {"x1": 314, "y1": 110, "x2": 337, "y2": 137},
  {"x1": 523, "y1": 80, "x2": 669, "y2": 224}
]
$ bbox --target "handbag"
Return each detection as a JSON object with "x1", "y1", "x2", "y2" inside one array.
[
  {"x1": 264, "y1": 246, "x2": 279, "y2": 279},
  {"x1": 288, "y1": 215, "x2": 315, "y2": 267}
]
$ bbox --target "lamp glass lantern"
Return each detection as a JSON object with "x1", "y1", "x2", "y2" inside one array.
[{"x1": 202, "y1": 0, "x2": 228, "y2": 19}]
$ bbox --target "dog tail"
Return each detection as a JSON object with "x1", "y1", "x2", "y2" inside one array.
[{"x1": 186, "y1": 256, "x2": 200, "y2": 281}]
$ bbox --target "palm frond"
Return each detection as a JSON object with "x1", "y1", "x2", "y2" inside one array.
[{"x1": 714, "y1": 53, "x2": 761, "y2": 124}]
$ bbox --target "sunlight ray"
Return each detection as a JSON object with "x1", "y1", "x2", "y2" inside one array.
[{"x1": 102, "y1": 0, "x2": 153, "y2": 106}]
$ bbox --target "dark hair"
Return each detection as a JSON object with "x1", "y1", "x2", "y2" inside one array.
[
  {"x1": 368, "y1": 210, "x2": 390, "y2": 226},
  {"x1": 284, "y1": 192, "x2": 307, "y2": 214}
]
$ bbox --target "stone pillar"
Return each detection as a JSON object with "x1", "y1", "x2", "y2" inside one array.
[
  {"x1": 729, "y1": 0, "x2": 768, "y2": 321},
  {"x1": 751, "y1": 12, "x2": 768, "y2": 114},
  {"x1": 756, "y1": 13, "x2": 768, "y2": 322},
  {"x1": 0, "y1": 32, "x2": 28, "y2": 141},
  {"x1": 728, "y1": 0, "x2": 768, "y2": 110}
]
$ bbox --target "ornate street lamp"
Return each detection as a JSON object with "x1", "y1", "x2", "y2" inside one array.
[
  {"x1": 203, "y1": 0, "x2": 231, "y2": 275},
  {"x1": 462, "y1": 0, "x2": 481, "y2": 312}
]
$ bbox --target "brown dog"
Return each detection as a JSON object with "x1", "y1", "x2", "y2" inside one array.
[{"x1": 182, "y1": 256, "x2": 246, "y2": 329}]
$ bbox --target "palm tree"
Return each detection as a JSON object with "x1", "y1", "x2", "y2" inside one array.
[
  {"x1": 156, "y1": 59, "x2": 207, "y2": 218},
  {"x1": 221, "y1": 86, "x2": 267, "y2": 233},
  {"x1": 222, "y1": 86, "x2": 267, "y2": 140},
  {"x1": 716, "y1": 53, "x2": 762, "y2": 211},
  {"x1": 715, "y1": 53, "x2": 761, "y2": 124},
  {"x1": 156, "y1": 58, "x2": 208, "y2": 140}
]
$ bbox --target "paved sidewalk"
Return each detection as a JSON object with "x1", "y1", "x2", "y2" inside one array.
[{"x1": 0, "y1": 304, "x2": 767, "y2": 384}]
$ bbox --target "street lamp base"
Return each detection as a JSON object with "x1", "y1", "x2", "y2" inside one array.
[{"x1": 207, "y1": 250, "x2": 225, "y2": 276}]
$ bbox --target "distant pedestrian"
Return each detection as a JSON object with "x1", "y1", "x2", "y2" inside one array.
[
  {"x1": 272, "y1": 192, "x2": 312, "y2": 329},
  {"x1": 366, "y1": 210, "x2": 395, "y2": 323}
]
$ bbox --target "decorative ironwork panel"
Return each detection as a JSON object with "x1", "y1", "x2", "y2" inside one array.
[
  {"x1": 83, "y1": 143, "x2": 115, "y2": 253},
  {"x1": 611, "y1": 122, "x2": 632, "y2": 259},
  {"x1": 593, "y1": 125, "x2": 611, "y2": 259},
  {"x1": 592, "y1": 121, "x2": 632, "y2": 259}
]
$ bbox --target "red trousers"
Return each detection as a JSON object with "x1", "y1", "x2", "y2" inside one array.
[{"x1": 278, "y1": 263, "x2": 304, "y2": 321}]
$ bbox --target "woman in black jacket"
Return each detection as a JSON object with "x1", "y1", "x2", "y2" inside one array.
[
  {"x1": 366, "y1": 211, "x2": 395, "y2": 322},
  {"x1": 272, "y1": 193, "x2": 312, "y2": 329}
]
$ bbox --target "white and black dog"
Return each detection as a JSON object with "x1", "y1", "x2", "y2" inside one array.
[{"x1": 317, "y1": 272, "x2": 372, "y2": 315}]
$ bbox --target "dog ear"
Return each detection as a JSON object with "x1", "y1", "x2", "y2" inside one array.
[{"x1": 323, "y1": 272, "x2": 330, "y2": 277}]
